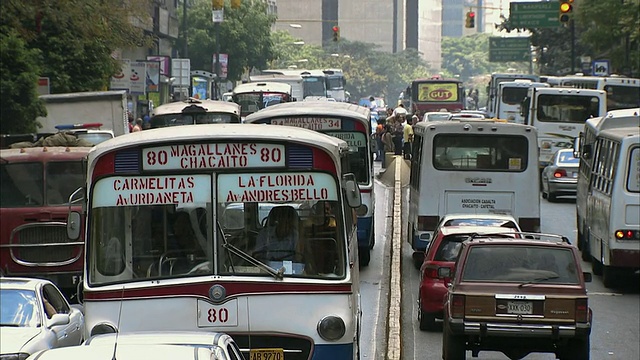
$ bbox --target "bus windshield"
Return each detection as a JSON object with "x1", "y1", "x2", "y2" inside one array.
[
  {"x1": 303, "y1": 77, "x2": 327, "y2": 97},
  {"x1": 537, "y1": 95, "x2": 601, "y2": 123}
]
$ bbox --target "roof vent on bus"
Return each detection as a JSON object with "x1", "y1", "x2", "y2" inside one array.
[
  {"x1": 182, "y1": 104, "x2": 207, "y2": 113},
  {"x1": 184, "y1": 97, "x2": 203, "y2": 104}
]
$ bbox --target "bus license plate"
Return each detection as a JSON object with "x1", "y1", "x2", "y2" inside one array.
[
  {"x1": 507, "y1": 301, "x2": 533, "y2": 315},
  {"x1": 250, "y1": 348, "x2": 284, "y2": 360},
  {"x1": 197, "y1": 299, "x2": 238, "y2": 327}
]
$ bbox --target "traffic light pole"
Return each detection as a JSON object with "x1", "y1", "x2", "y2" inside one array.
[
  {"x1": 215, "y1": 22, "x2": 220, "y2": 100},
  {"x1": 570, "y1": 19, "x2": 575, "y2": 74}
]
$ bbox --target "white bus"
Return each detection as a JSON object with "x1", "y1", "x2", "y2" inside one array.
[
  {"x1": 230, "y1": 81, "x2": 293, "y2": 119},
  {"x1": 261, "y1": 69, "x2": 328, "y2": 99},
  {"x1": 574, "y1": 108, "x2": 640, "y2": 288},
  {"x1": 408, "y1": 119, "x2": 540, "y2": 268},
  {"x1": 149, "y1": 98, "x2": 241, "y2": 128},
  {"x1": 521, "y1": 87, "x2": 607, "y2": 169},
  {"x1": 66, "y1": 124, "x2": 363, "y2": 358},
  {"x1": 560, "y1": 76, "x2": 640, "y2": 111},
  {"x1": 323, "y1": 69, "x2": 347, "y2": 102},
  {"x1": 244, "y1": 101, "x2": 376, "y2": 266},
  {"x1": 486, "y1": 73, "x2": 539, "y2": 117},
  {"x1": 496, "y1": 81, "x2": 549, "y2": 123}
]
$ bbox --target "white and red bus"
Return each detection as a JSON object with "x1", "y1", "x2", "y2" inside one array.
[
  {"x1": 1, "y1": 143, "x2": 90, "y2": 301},
  {"x1": 409, "y1": 75, "x2": 465, "y2": 114},
  {"x1": 244, "y1": 101, "x2": 375, "y2": 266},
  {"x1": 67, "y1": 124, "x2": 363, "y2": 359}
]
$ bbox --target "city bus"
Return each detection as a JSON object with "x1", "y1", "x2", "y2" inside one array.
[
  {"x1": 149, "y1": 98, "x2": 241, "y2": 128},
  {"x1": 486, "y1": 73, "x2": 540, "y2": 117},
  {"x1": 408, "y1": 119, "x2": 540, "y2": 268},
  {"x1": 67, "y1": 124, "x2": 363, "y2": 359},
  {"x1": 231, "y1": 82, "x2": 293, "y2": 119},
  {"x1": 244, "y1": 101, "x2": 375, "y2": 266},
  {"x1": 409, "y1": 75, "x2": 465, "y2": 114},
  {"x1": 495, "y1": 81, "x2": 549, "y2": 123},
  {"x1": 560, "y1": 75, "x2": 640, "y2": 111},
  {"x1": 261, "y1": 69, "x2": 328, "y2": 99},
  {"x1": 573, "y1": 108, "x2": 640, "y2": 288},
  {"x1": 521, "y1": 87, "x2": 607, "y2": 169},
  {"x1": 322, "y1": 69, "x2": 347, "y2": 102},
  {"x1": 1, "y1": 143, "x2": 90, "y2": 301}
]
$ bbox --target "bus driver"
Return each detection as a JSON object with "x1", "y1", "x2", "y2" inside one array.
[{"x1": 252, "y1": 206, "x2": 303, "y2": 263}]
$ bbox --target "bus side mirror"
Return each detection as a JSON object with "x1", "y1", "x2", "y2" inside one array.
[
  {"x1": 342, "y1": 173, "x2": 362, "y2": 208},
  {"x1": 573, "y1": 135, "x2": 582, "y2": 158},
  {"x1": 67, "y1": 211, "x2": 82, "y2": 240}
]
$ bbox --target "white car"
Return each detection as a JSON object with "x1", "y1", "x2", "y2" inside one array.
[
  {"x1": 434, "y1": 213, "x2": 522, "y2": 232},
  {"x1": 0, "y1": 277, "x2": 84, "y2": 360},
  {"x1": 83, "y1": 332, "x2": 245, "y2": 360},
  {"x1": 26, "y1": 343, "x2": 220, "y2": 360}
]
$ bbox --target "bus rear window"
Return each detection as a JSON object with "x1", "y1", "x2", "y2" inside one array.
[
  {"x1": 501, "y1": 87, "x2": 529, "y2": 105},
  {"x1": 151, "y1": 113, "x2": 236, "y2": 128},
  {"x1": 537, "y1": 95, "x2": 601, "y2": 123},
  {"x1": 1, "y1": 163, "x2": 43, "y2": 207},
  {"x1": 433, "y1": 134, "x2": 528, "y2": 171}
]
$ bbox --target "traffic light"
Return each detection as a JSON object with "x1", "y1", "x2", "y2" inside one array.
[
  {"x1": 465, "y1": 11, "x2": 475, "y2": 28},
  {"x1": 332, "y1": 26, "x2": 340, "y2": 42},
  {"x1": 231, "y1": 0, "x2": 241, "y2": 9},
  {"x1": 212, "y1": 0, "x2": 223, "y2": 10},
  {"x1": 559, "y1": 0, "x2": 573, "y2": 24}
]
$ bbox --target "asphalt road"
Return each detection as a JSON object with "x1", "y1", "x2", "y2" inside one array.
[{"x1": 358, "y1": 159, "x2": 639, "y2": 359}]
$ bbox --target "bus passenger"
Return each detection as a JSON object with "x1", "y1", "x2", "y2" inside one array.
[{"x1": 253, "y1": 206, "x2": 302, "y2": 262}]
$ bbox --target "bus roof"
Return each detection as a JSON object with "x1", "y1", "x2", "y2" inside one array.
[
  {"x1": 597, "y1": 124, "x2": 640, "y2": 141},
  {"x1": 561, "y1": 75, "x2": 640, "y2": 86},
  {"x1": 232, "y1": 82, "x2": 292, "y2": 94},
  {"x1": 88, "y1": 124, "x2": 350, "y2": 160},
  {"x1": 244, "y1": 101, "x2": 370, "y2": 123},
  {"x1": 249, "y1": 74, "x2": 303, "y2": 82},
  {"x1": 152, "y1": 98, "x2": 240, "y2": 117},
  {"x1": 412, "y1": 78, "x2": 462, "y2": 83},
  {"x1": 531, "y1": 87, "x2": 606, "y2": 96},
  {"x1": 499, "y1": 81, "x2": 549, "y2": 88},
  {"x1": 413, "y1": 118, "x2": 536, "y2": 136},
  {"x1": 586, "y1": 108, "x2": 640, "y2": 133}
]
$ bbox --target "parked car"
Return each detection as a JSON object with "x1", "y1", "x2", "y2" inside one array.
[
  {"x1": 26, "y1": 344, "x2": 220, "y2": 360},
  {"x1": 1, "y1": 277, "x2": 84, "y2": 360},
  {"x1": 84, "y1": 332, "x2": 245, "y2": 360},
  {"x1": 441, "y1": 232, "x2": 592, "y2": 360},
  {"x1": 418, "y1": 226, "x2": 517, "y2": 331},
  {"x1": 541, "y1": 149, "x2": 580, "y2": 201}
]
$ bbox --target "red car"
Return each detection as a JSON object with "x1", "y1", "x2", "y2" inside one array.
[{"x1": 418, "y1": 225, "x2": 516, "y2": 331}]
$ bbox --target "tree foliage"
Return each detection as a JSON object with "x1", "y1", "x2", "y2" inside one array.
[
  {"x1": 0, "y1": 0, "x2": 153, "y2": 133},
  {"x1": 269, "y1": 31, "x2": 433, "y2": 101},
  {"x1": 185, "y1": 0, "x2": 276, "y2": 81}
]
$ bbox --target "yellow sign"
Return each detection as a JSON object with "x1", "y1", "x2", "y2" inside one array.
[{"x1": 417, "y1": 83, "x2": 459, "y2": 102}]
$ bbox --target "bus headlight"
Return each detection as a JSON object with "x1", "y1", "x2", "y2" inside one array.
[
  {"x1": 317, "y1": 315, "x2": 346, "y2": 341},
  {"x1": 356, "y1": 205, "x2": 368, "y2": 216},
  {"x1": 90, "y1": 323, "x2": 118, "y2": 337}
]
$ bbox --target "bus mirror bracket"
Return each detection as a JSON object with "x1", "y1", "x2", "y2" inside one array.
[
  {"x1": 67, "y1": 211, "x2": 82, "y2": 240},
  {"x1": 573, "y1": 134, "x2": 582, "y2": 159},
  {"x1": 582, "y1": 144, "x2": 592, "y2": 160},
  {"x1": 342, "y1": 173, "x2": 362, "y2": 208}
]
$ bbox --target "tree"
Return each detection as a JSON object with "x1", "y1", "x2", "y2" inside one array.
[
  {"x1": 0, "y1": 29, "x2": 46, "y2": 133},
  {"x1": 185, "y1": 0, "x2": 276, "y2": 81}
]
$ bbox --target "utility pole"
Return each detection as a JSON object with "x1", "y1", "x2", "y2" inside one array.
[
  {"x1": 182, "y1": 0, "x2": 188, "y2": 58},
  {"x1": 215, "y1": 23, "x2": 220, "y2": 100}
]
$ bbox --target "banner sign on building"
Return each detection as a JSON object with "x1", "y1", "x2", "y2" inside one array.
[
  {"x1": 146, "y1": 55, "x2": 171, "y2": 76},
  {"x1": 110, "y1": 59, "x2": 131, "y2": 90},
  {"x1": 129, "y1": 61, "x2": 147, "y2": 95},
  {"x1": 144, "y1": 61, "x2": 161, "y2": 93}
]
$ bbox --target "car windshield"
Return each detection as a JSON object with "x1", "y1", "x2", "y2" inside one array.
[
  {"x1": 461, "y1": 245, "x2": 580, "y2": 284},
  {"x1": 0, "y1": 289, "x2": 40, "y2": 327},
  {"x1": 557, "y1": 151, "x2": 579, "y2": 165},
  {"x1": 443, "y1": 218, "x2": 519, "y2": 229}
]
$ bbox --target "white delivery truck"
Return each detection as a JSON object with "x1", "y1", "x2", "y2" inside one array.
[{"x1": 36, "y1": 90, "x2": 129, "y2": 144}]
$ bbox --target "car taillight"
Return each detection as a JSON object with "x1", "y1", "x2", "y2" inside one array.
[
  {"x1": 418, "y1": 216, "x2": 439, "y2": 231},
  {"x1": 423, "y1": 263, "x2": 439, "y2": 279},
  {"x1": 615, "y1": 229, "x2": 640, "y2": 240},
  {"x1": 553, "y1": 169, "x2": 567, "y2": 178},
  {"x1": 451, "y1": 294, "x2": 465, "y2": 319},
  {"x1": 575, "y1": 298, "x2": 589, "y2": 323}
]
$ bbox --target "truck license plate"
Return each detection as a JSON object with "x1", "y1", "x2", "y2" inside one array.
[
  {"x1": 507, "y1": 301, "x2": 533, "y2": 314},
  {"x1": 250, "y1": 348, "x2": 284, "y2": 360}
]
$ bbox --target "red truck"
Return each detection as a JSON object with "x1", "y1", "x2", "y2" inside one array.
[{"x1": 0, "y1": 142, "x2": 90, "y2": 301}]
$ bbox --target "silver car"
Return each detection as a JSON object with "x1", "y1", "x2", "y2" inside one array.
[
  {"x1": 541, "y1": 149, "x2": 580, "y2": 201},
  {"x1": 0, "y1": 277, "x2": 84, "y2": 360},
  {"x1": 26, "y1": 343, "x2": 219, "y2": 360}
]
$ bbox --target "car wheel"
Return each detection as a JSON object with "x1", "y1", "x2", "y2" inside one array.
[
  {"x1": 359, "y1": 246, "x2": 371, "y2": 267},
  {"x1": 547, "y1": 190, "x2": 557, "y2": 202},
  {"x1": 413, "y1": 255, "x2": 423, "y2": 270},
  {"x1": 559, "y1": 337, "x2": 590, "y2": 360},
  {"x1": 603, "y1": 265, "x2": 617, "y2": 288},
  {"x1": 541, "y1": 190, "x2": 548, "y2": 199},
  {"x1": 442, "y1": 327, "x2": 466, "y2": 360},
  {"x1": 580, "y1": 227, "x2": 591, "y2": 261},
  {"x1": 419, "y1": 308, "x2": 437, "y2": 331},
  {"x1": 591, "y1": 256, "x2": 603, "y2": 276}
]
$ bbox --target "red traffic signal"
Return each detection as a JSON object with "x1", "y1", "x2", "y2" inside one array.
[
  {"x1": 465, "y1": 11, "x2": 475, "y2": 28},
  {"x1": 332, "y1": 26, "x2": 340, "y2": 42}
]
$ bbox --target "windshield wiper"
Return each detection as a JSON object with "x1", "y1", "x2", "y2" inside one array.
[
  {"x1": 518, "y1": 275, "x2": 560, "y2": 288},
  {"x1": 217, "y1": 222, "x2": 284, "y2": 280}
]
